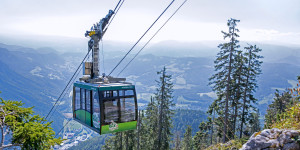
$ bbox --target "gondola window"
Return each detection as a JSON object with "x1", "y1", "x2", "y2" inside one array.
[
  {"x1": 120, "y1": 97, "x2": 135, "y2": 122},
  {"x1": 75, "y1": 87, "x2": 80, "y2": 110},
  {"x1": 104, "y1": 99, "x2": 119, "y2": 124},
  {"x1": 81, "y1": 89, "x2": 86, "y2": 110},
  {"x1": 92, "y1": 91, "x2": 100, "y2": 129}
]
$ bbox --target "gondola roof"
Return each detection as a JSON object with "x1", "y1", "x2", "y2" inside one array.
[{"x1": 74, "y1": 81, "x2": 135, "y2": 91}]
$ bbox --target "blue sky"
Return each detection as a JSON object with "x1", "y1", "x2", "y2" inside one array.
[{"x1": 0, "y1": 0, "x2": 299, "y2": 46}]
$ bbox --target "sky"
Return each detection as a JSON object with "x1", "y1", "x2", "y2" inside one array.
[{"x1": 0, "y1": 0, "x2": 300, "y2": 49}]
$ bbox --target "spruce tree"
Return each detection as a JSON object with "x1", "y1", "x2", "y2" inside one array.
[
  {"x1": 174, "y1": 132, "x2": 181, "y2": 150},
  {"x1": 264, "y1": 89, "x2": 293, "y2": 128},
  {"x1": 155, "y1": 67, "x2": 175, "y2": 150},
  {"x1": 240, "y1": 44, "x2": 263, "y2": 138},
  {"x1": 193, "y1": 122, "x2": 210, "y2": 149},
  {"x1": 208, "y1": 18, "x2": 240, "y2": 142},
  {"x1": 143, "y1": 97, "x2": 158, "y2": 149},
  {"x1": 248, "y1": 110, "x2": 260, "y2": 134},
  {"x1": 182, "y1": 126, "x2": 193, "y2": 150}
]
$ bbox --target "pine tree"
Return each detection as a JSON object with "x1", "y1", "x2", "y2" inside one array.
[
  {"x1": 248, "y1": 110, "x2": 260, "y2": 134},
  {"x1": 174, "y1": 132, "x2": 181, "y2": 150},
  {"x1": 240, "y1": 44, "x2": 263, "y2": 138},
  {"x1": 193, "y1": 122, "x2": 210, "y2": 149},
  {"x1": 102, "y1": 133, "x2": 120, "y2": 150},
  {"x1": 264, "y1": 89, "x2": 293, "y2": 129},
  {"x1": 144, "y1": 97, "x2": 158, "y2": 149},
  {"x1": 207, "y1": 101, "x2": 221, "y2": 144},
  {"x1": 209, "y1": 18, "x2": 240, "y2": 142},
  {"x1": 155, "y1": 67, "x2": 175, "y2": 150},
  {"x1": 182, "y1": 126, "x2": 193, "y2": 150}
]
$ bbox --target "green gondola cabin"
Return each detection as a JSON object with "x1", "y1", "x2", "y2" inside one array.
[{"x1": 72, "y1": 82, "x2": 138, "y2": 134}]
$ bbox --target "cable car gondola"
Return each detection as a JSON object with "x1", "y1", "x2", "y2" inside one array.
[
  {"x1": 73, "y1": 81, "x2": 137, "y2": 134},
  {"x1": 72, "y1": 7, "x2": 138, "y2": 134}
]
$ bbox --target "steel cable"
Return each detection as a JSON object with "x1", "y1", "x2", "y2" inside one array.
[
  {"x1": 117, "y1": 0, "x2": 187, "y2": 77},
  {"x1": 108, "y1": 0, "x2": 175, "y2": 76}
]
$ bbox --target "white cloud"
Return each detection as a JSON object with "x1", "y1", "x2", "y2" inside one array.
[
  {"x1": 240, "y1": 28, "x2": 300, "y2": 45},
  {"x1": 0, "y1": 0, "x2": 299, "y2": 47},
  {"x1": 197, "y1": 92, "x2": 217, "y2": 99},
  {"x1": 174, "y1": 84, "x2": 196, "y2": 90}
]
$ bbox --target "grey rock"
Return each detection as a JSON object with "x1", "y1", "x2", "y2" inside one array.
[
  {"x1": 266, "y1": 139, "x2": 279, "y2": 148},
  {"x1": 255, "y1": 135, "x2": 270, "y2": 142},
  {"x1": 282, "y1": 142, "x2": 300, "y2": 150},
  {"x1": 290, "y1": 130, "x2": 299, "y2": 137},
  {"x1": 260, "y1": 129, "x2": 271, "y2": 137},
  {"x1": 240, "y1": 129, "x2": 300, "y2": 150},
  {"x1": 279, "y1": 133, "x2": 293, "y2": 145}
]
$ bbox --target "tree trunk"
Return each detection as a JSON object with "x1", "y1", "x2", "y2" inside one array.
[
  {"x1": 125, "y1": 132, "x2": 129, "y2": 150},
  {"x1": 120, "y1": 132, "x2": 123, "y2": 150},
  {"x1": 175, "y1": 132, "x2": 180, "y2": 150},
  {"x1": 211, "y1": 109, "x2": 215, "y2": 145},
  {"x1": 0, "y1": 126, "x2": 4, "y2": 147}
]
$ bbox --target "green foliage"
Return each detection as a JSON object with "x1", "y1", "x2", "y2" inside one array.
[
  {"x1": 193, "y1": 121, "x2": 211, "y2": 149},
  {"x1": 144, "y1": 97, "x2": 158, "y2": 148},
  {"x1": 13, "y1": 116, "x2": 62, "y2": 150},
  {"x1": 272, "y1": 103, "x2": 300, "y2": 129},
  {"x1": 102, "y1": 131, "x2": 136, "y2": 150},
  {"x1": 264, "y1": 89, "x2": 295, "y2": 129},
  {"x1": 205, "y1": 138, "x2": 248, "y2": 150},
  {"x1": 0, "y1": 94, "x2": 63, "y2": 149},
  {"x1": 247, "y1": 110, "x2": 261, "y2": 134},
  {"x1": 269, "y1": 79, "x2": 300, "y2": 129},
  {"x1": 182, "y1": 126, "x2": 193, "y2": 150}
]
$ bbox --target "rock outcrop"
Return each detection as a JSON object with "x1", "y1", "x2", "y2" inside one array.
[{"x1": 241, "y1": 128, "x2": 300, "y2": 150}]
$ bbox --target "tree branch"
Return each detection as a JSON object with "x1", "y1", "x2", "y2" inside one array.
[{"x1": 0, "y1": 143, "x2": 22, "y2": 149}]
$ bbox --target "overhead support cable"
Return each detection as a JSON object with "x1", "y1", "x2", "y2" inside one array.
[
  {"x1": 105, "y1": 0, "x2": 125, "y2": 33},
  {"x1": 55, "y1": 119, "x2": 73, "y2": 138},
  {"x1": 113, "y1": 0, "x2": 122, "y2": 12},
  {"x1": 44, "y1": 50, "x2": 91, "y2": 121},
  {"x1": 48, "y1": 57, "x2": 87, "y2": 121},
  {"x1": 108, "y1": 0, "x2": 175, "y2": 76},
  {"x1": 117, "y1": 0, "x2": 188, "y2": 76}
]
